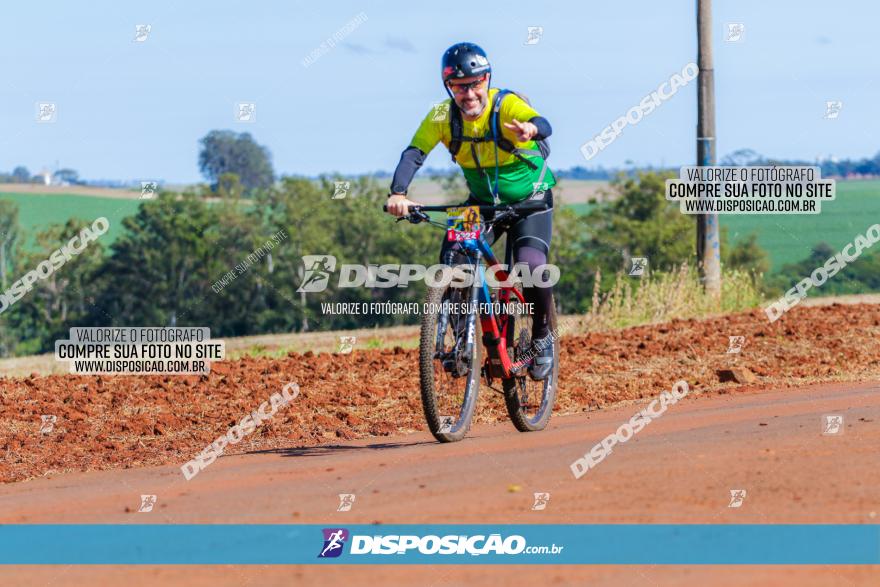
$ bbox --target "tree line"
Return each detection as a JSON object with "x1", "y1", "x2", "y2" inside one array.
[{"x1": 0, "y1": 170, "x2": 878, "y2": 358}]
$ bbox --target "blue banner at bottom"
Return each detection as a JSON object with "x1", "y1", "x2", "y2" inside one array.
[{"x1": 1, "y1": 524, "x2": 877, "y2": 564}]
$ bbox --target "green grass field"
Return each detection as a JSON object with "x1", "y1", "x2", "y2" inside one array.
[
  {"x1": 2, "y1": 179, "x2": 877, "y2": 271},
  {"x1": 567, "y1": 180, "x2": 880, "y2": 273},
  {"x1": 724, "y1": 179, "x2": 880, "y2": 271},
  {"x1": 0, "y1": 192, "x2": 142, "y2": 251}
]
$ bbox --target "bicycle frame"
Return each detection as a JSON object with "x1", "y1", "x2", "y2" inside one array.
[
  {"x1": 452, "y1": 231, "x2": 526, "y2": 381},
  {"x1": 386, "y1": 199, "x2": 548, "y2": 381}
]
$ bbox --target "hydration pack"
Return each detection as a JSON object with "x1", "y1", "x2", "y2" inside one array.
[{"x1": 447, "y1": 89, "x2": 550, "y2": 176}]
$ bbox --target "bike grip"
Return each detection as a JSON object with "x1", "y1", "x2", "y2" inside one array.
[{"x1": 514, "y1": 199, "x2": 549, "y2": 212}]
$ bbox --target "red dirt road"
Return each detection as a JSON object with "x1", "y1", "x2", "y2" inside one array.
[
  {"x1": 2, "y1": 379, "x2": 878, "y2": 586},
  {"x1": 4, "y1": 303, "x2": 880, "y2": 485}
]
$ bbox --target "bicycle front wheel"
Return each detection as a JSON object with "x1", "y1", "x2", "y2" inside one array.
[{"x1": 419, "y1": 283, "x2": 481, "y2": 442}]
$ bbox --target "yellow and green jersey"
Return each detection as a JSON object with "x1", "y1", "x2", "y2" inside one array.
[{"x1": 409, "y1": 88, "x2": 556, "y2": 204}]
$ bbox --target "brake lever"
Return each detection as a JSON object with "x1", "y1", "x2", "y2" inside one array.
[{"x1": 395, "y1": 210, "x2": 429, "y2": 224}]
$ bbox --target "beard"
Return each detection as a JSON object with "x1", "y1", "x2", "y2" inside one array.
[{"x1": 456, "y1": 93, "x2": 488, "y2": 117}]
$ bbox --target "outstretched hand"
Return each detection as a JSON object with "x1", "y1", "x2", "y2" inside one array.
[{"x1": 503, "y1": 119, "x2": 538, "y2": 142}]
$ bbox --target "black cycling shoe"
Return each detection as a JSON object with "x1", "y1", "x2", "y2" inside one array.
[{"x1": 527, "y1": 334, "x2": 555, "y2": 381}]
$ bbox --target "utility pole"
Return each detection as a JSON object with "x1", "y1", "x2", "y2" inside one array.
[{"x1": 696, "y1": 0, "x2": 721, "y2": 297}]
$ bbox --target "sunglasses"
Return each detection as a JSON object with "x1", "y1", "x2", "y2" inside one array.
[{"x1": 447, "y1": 76, "x2": 488, "y2": 94}]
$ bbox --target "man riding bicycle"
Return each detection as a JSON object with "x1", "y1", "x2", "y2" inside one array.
[{"x1": 386, "y1": 42, "x2": 556, "y2": 380}]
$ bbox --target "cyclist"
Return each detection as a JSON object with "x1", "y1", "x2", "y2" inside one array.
[{"x1": 385, "y1": 42, "x2": 556, "y2": 380}]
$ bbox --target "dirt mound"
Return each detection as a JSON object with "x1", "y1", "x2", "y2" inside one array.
[{"x1": 2, "y1": 303, "x2": 879, "y2": 484}]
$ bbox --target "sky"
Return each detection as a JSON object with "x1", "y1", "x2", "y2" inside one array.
[{"x1": 0, "y1": 0, "x2": 877, "y2": 183}]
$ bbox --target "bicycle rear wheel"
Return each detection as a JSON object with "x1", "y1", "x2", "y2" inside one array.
[
  {"x1": 419, "y1": 283, "x2": 481, "y2": 442},
  {"x1": 502, "y1": 286, "x2": 558, "y2": 432}
]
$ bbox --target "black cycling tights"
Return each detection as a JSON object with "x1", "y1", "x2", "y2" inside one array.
[{"x1": 514, "y1": 245, "x2": 552, "y2": 340}]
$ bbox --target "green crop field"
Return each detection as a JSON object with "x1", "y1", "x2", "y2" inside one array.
[
  {"x1": 3, "y1": 180, "x2": 878, "y2": 271},
  {"x1": 724, "y1": 180, "x2": 880, "y2": 271},
  {"x1": 0, "y1": 192, "x2": 142, "y2": 251},
  {"x1": 567, "y1": 180, "x2": 880, "y2": 273}
]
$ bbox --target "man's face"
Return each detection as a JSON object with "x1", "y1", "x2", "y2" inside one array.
[{"x1": 447, "y1": 73, "x2": 490, "y2": 117}]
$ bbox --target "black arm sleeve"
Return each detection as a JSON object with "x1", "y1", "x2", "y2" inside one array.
[
  {"x1": 529, "y1": 116, "x2": 552, "y2": 141},
  {"x1": 389, "y1": 146, "x2": 427, "y2": 195}
]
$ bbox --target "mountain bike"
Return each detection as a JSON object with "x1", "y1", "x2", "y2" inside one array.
[{"x1": 385, "y1": 200, "x2": 559, "y2": 442}]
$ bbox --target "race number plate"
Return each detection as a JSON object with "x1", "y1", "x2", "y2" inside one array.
[{"x1": 446, "y1": 206, "x2": 481, "y2": 242}]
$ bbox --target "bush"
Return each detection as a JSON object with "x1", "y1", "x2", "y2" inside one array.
[{"x1": 581, "y1": 263, "x2": 763, "y2": 331}]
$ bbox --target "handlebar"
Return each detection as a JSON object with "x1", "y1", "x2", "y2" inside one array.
[{"x1": 382, "y1": 199, "x2": 549, "y2": 220}]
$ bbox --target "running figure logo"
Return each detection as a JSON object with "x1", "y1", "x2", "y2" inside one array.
[
  {"x1": 824, "y1": 101, "x2": 843, "y2": 120},
  {"x1": 822, "y1": 414, "x2": 844, "y2": 435},
  {"x1": 525, "y1": 26, "x2": 544, "y2": 45},
  {"x1": 728, "y1": 489, "x2": 746, "y2": 508},
  {"x1": 338, "y1": 336, "x2": 356, "y2": 354},
  {"x1": 725, "y1": 23, "x2": 745, "y2": 42},
  {"x1": 629, "y1": 257, "x2": 648, "y2": 276},
  {"x1": 141, "y1": 181, "x2": 158, "y2": 199},
  {"x1": 727, "y1": 336, "x2": 745, "y2": 354},
  {"x1": 532, "y1": 492, "x2": 550, "y2": 510},
  {"x1": 318, "y1": 528, "x2": 349, "y2": 558},
  {"x1": 36, "y1": 102, "x2": 57, "y2": 123},
  {"x1": 39, "y1": 415, "x2": 57, "y2": 434},
  {"x1": 431, "y1": 102, "x2": 449, "y2": 122},
  {"x1": 138, "y1": 495, "x2": 157, "y2": 513},
  {"x1": 438, "y1": 415, "x2": 455, "y2": 433},
  {"x1": 297, "y1": 255, "x2": 336, "y2": 293},
  {"x1": 134, "y1": 24, "x2": 152, "y2": 42},
  {"x1": 236, "y1": 102, "x2": 256, "y2": 123},
  {"x1": 332, "y1": 181, "x2": 350, "y2": 199},
  {"x1": 337, "y1": 494, "x2": 356, "y2": 512}
]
